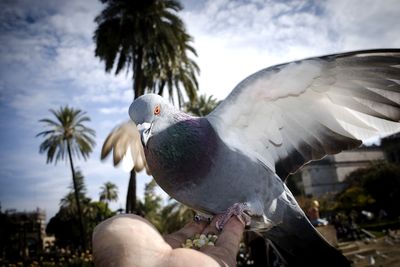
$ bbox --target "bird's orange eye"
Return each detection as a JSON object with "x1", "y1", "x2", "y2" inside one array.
[{"x1": 154, "y1": 105, "x2": 161, "y2": 115}]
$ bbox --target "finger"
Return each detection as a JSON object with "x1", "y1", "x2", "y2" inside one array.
[
  {"x1": 215, "y1": 216, "x2": 245, "y2": 256},
  {"x1": 164, "y1": 220, "x2": 208, "y2": 248},
  {"x1": 199, "y1": 217, "x2": 245, "y2": 267},
  {"x1": 201, "y1": 215, "x2": 221, "y2": 235}
]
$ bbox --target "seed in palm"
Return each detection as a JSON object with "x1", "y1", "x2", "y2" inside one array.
[{"x1": 182, "y1": 234, "x2": 218, "y2": 249}]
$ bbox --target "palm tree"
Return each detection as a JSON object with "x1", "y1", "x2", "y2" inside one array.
[
  {"x1": 60, "y1": 170, "x2": 88, "y2": 212},
  {"x1": 93, "y1": 0, "x2": 199, "y2": 105},
  {"x1": 37, "y1": 106, "x2": 95, "y2": 250},
  {"x1": 94, "y1": 0, "x2": 199, "y2": 214},
  {"x1": 160, "y1": 199, "x2": 194, "y2": 234},
  {"x1": 184, "y1": 94, "x2": 220, "y2": 117},
  {"x1": 99, "y1": 182, "x2": 119, "y2": 207}
]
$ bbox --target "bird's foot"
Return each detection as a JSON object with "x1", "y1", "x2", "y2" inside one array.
[
  {"x1": 193, "y1": 214, "x2": 213, "y2": 223},
  {"x1": 216, "y1": 202, "x2": 251, "y2": 231}
]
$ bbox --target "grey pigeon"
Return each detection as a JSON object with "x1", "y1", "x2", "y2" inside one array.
[{"x1": 128, "y1": 49, "x2": 400, "y2": 266}]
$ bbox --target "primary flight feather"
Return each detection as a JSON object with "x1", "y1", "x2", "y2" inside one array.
[
  {"x1": 101, "y1": 121, "x2": 149, "y2": 173},
  {"x1": 117, "y1": 49, "x2": 400, "y2": 266}
]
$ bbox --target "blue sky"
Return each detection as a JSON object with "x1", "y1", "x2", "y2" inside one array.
[{"x1": 0, "y1": 0, "x2": 399, "y2": 221}]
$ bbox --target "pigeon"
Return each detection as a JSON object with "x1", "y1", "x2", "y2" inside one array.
[{"x1": 125, "y1": 49, "x2": 400, "y2": 266}]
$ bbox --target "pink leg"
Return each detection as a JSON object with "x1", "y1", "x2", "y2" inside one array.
[{"x1": 215, "y1": 203, "x2": 252, "y2": 231}]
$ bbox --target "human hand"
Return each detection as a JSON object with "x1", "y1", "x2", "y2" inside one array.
[{"x1": 93, "y1": 214, "x2": 245, "y2": 267}]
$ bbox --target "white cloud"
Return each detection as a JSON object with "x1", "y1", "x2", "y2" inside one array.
[
  {"x1": 0, "y1": 0, "x2": 132, "y2": 113},
  {"x1": 99, "y1": 107, "x2": 127, "y2": 115},
  {"x1": 181, "y1": 0, "x2": 400, "y2": 100},
  {"x1": 326, "y1": 0, "x2": 400, "y2": 50}
]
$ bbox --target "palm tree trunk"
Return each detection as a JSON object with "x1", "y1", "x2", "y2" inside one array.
[
  {"x1": 133, "y1": 49, "x2": 144, "y2": 98},
  {"x1": 158, "y1": 81, "x2": 166, "y2": 96},
  {"x1": 67, "y1": 140, "x2": 86, "y2": 250},
  {"x1": 126, "y1": 49, "x2": 144, "y2": 214},
  {"x1": 126, "y1": 170, "x2": 137, "y2": 213}
]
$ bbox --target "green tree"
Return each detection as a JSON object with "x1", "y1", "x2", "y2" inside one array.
[
  {"x1": 138, "y1": 179, "x2": 163, "y2": 229},
  {"x1": 336, "y1": 187, "x2": 375, "y2": 211},
  {"x1": 184, "y1": 93, "x2": 220, "y2": 117},
  {"x1": 94, "y1": 0, "x2": 199, "y2": 104},
  {"x1": 48, "y1": 172, "x2": 115, "y2": 250},
  {"x1": 94, "y1": 0, "x2": 199, "y2": 214},
  {"x1": 99, "y1": 182, "x2": 119, "y2": 207},
  {"x1": 136, "y1": 179, "x2": 194, "y2": 234},
  {"x1": 337, "y1": 161, "x2": 400, "y2": 218},
  {"x1": 37, "y1": 106, "x2": 95, "y2": 250},
  {"x1": 360, "y1": 162, "x2": 400, "y2": 218},
  {"x1": 49, "y1": 171, "x2": 92, "y2": 249},
  {"x1": 160, "y1": 199, "x2": 194, "y2": 234},
  {"x1": 60, "y1": 170, "x2": 89, "y2": 213},
  {"x1": 85, "y1": 201, "x2": 115, "y2": 232}
]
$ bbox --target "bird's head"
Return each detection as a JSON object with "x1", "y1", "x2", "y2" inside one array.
[{"x1": 129, "y1": 94, "x2": 175, "y2": 146}]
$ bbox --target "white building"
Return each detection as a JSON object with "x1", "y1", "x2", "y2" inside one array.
[{"x1": 300, "y1": 146, "x2": 384, "y2": 196}]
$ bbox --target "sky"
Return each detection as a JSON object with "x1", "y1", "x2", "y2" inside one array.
[{"x1": 0, "y1": 0, "x2": 399, "y2": 221}]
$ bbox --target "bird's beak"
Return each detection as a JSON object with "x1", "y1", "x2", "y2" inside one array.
[{"x1": 137, "y1": 122, "x2": 152, "y2": 147}]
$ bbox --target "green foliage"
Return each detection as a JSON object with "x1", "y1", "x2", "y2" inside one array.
[
  {"x1": 159, "y1": 200, "x2": 194, "y2": 234},
  {"x1": 360, "y1": 162, "x2": 400, "y2": 217},
  {"x1": 184, "y1": 94, "x2": 220, "y2": 117},
  {"x1": 336, "y1": 161, "x2": 400, "y2": 218},
  {"x1": 138, "y1": 179, "x2": 163, "y2": 229},
  {"x1": 37, "y1": 106, "x2": 95, "y2": 164},
  {"x1": 85, "y1": 201, "x2": 115, "y2": 236},
  {"x1": 37, "y1": 106, "x2": 96, "y2": 249},
  {"x1": 60, "y1": 170, "x2": 87, "y2": 211},
  {"x1": 336, "y1": 186, "x2": 375, "y2": 211},
  {"x1": 93, "y1": 0, "x2": 199, "y2": 106},
  {"x1": 47, "y1": 200, "x2": 115, "y2": 249},
  {"x1": 137, "y1": 179, "x2": 195, "y2": 234},
  {"x1": 99, "y1": 182, "x2": 118, "y2": 204},
  {"x1": 0, "y1": 209, "x2": 96, "y2": 266},
  {"x1": 46, "y1": 172, "x2": 115, "y2": 249}
]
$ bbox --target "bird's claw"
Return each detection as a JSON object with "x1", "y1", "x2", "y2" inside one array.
[{"x1": 216, "y1": 202, "x2": 251, "y2": 231}]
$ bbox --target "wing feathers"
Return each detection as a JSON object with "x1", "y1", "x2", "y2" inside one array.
[
  {"x1": 101, "y1": 121, "x2": 149, "y2": 174},
  {"x1": 208, "y1": 49, "x2": 400, "y2": 180}
]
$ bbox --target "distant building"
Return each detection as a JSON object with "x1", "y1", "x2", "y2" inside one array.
[
  {"x1": 1, "y1": 208, "x2": 48, "y2": 259},
  {"x1": 300, "y1": 146, "x2": 385, "y2": 196}
]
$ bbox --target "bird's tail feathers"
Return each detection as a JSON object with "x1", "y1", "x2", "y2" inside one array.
[{"x1": 262, "y1": 210, "x2": 350, "y2": 267}]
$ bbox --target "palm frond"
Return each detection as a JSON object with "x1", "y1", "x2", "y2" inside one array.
[
  {"x1": 94, "y1": 0, "x2": 199, "y2": 105},
  {"x1": 37, "y1": 106, "x2": 96, "y2": 164}
]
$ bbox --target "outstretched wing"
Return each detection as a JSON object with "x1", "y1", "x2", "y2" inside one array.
[
  {"x1": 207, "y1": 49, "x2": 400, "y2": 180},
  {"x1": 101, "y1": 121, "x2": 150, "y2": 174}
]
